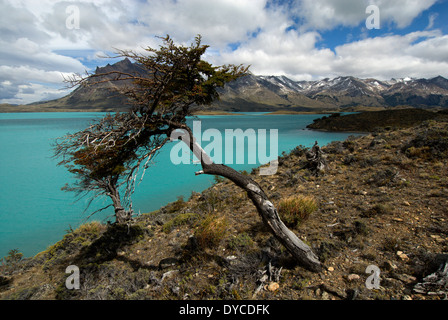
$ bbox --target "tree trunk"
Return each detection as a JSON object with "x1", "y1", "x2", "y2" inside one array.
[
  {"x1": 108, "y1": 183, "x2": 132, "y2": 224},
  {"x1": 178, "y1": 129, "x2": 322, "y2": 272}
]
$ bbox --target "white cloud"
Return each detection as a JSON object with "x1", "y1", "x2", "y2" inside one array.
[
  {"x1": 332, "y1": 31, "x2": 448, "y2": 79},
  {"x1": 291, "y1": 0, "x2": 438, "y2": 30},
  {"x1": 216, "y1": 28, "x2": 448, "y2": 81},
  {"x1": 0, "y1": 82, "x2": 72, "y2": 105},
  {"x1": 133, "y1": 0, "x2": 269, "y2": 48},
  {"x1": 376, "y1": 0, "x2": 437, "y2": 28},
  {"x1": 0, "y1": 0, "x2": 446, "y2": 105}
]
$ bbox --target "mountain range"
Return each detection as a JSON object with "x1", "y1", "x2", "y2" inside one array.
[
  {"x1": 2, "y1": 58, "x2": 448, "y2": 112},
  {"x1": 215, "y1": 73, "x2": 448, "y2": 112}
]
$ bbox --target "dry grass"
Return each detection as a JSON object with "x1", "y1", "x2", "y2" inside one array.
[
  {"x1": 277, "y1": 195, "x2": 318, "y2": 228},
  {"x1": 194, "y1": 214, "x2": 228, "y2": 249}
]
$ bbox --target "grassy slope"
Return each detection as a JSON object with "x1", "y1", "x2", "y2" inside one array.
[{"x1": 1, "y1": 118, "x2": 447, "y2": 301}]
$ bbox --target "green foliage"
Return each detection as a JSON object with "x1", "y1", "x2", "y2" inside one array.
[
  {"x1": 165, "y1": 196, "x2": 186, "y2": 213},
  {"x1": 55, "y1": 34, "x2": 248, "y2": 224},
  {"x1": 1, "y1": 249, "x2": 23, "y2": 266},
  {"x1": 162, "y1": 212, "x2": 200, "y2": 233},
  {"x1": 227, "y1": 233, "x2": 254, "y2": 250}
]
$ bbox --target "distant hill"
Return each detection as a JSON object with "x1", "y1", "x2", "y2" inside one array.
[
  {"x1": 307, "y1": 108, "x2": 448, "y2": 132},
  {"x1": 2, "y1": 59, "x2": 448, "y2": 112}
]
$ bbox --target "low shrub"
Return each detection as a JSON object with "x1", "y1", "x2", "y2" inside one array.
[
  {"x1": 278, "y1": 196, "x2": 317, "y2": 228},
  {"x1": 402, "y1": 125, "x2": 448, "y2": 160},
  {"x1": 162, "y1": 212, "x2": 200, "y2": 233},
  {"x1": 227, "y1": 233, "x2": 254, "y2": 250},
  {"x1": 195, "y1": 215, "x2": 228, "y2": 249}
]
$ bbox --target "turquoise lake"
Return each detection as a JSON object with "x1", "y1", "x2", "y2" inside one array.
[{"x1": 0, "y1": 112, "x2": 356, "y2": 258}]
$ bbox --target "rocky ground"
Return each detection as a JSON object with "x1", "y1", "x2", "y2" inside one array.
[{"x1": 1, "y1": 118, "x2": 447, "y2": 301}]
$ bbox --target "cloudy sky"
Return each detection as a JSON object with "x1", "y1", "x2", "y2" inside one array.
[{"x1": 1, "y1": 0, "x2": 448, "y2": 104}]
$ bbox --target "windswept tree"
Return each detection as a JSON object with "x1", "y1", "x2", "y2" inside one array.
[
  {"x1": 55, "y1": 35, "x2": 321, "y2": 272},
  {"x1": 54, "y1": 112, "x2": 169, "y2": 224}
]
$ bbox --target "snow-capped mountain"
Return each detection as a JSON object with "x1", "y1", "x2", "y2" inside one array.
[
  {"x1": 15, "y1": 59, "x2": 448, "y2": 112},
  {"x1": 215, "y1": 74, "x2": 448, "y2": 111}
]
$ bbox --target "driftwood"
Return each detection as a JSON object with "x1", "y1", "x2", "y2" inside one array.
[
  {"x1": 306, "y1": 141, "x2": 327, "y2": 176},
  {"x1": 414, "y1": 258, "x2": 448, "y2": 298},
  {"x1": 176, "y1": 127, "x2": 322, "y2": 272}
]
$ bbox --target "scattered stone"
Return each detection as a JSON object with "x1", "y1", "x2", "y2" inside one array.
[
  {"x1": 268, "y1": 282, "x2": 279, "y2": 292},
  {"x1": 430, "y1": 235, "x2": 445, "y2": 243},
  {"x1": 395, "y1": 274, "x2": 417, "y2": 284},
  {"x1": 383, "y1": 277, "x2": 402, "y2": 289},
  {"x1": 328, "y1": 267, "x2": 335, "y2": 272},
  {"x1": 403, "y1": 201, "x2": 411, "y2": 206},
  {"x1": 347, "y1": 274, "x2": 360, "y2": 281},
  {"x1": 171, "y1": 286, "x2": 180, "y2": 296},
  {"x1": 382, "y1": 261, "x2": 398, "y2": 271},
  {"x1": 397, "y1": 251, "x2": 409, "y2": 261},
  {"x1": 161, "y1": 270, "x2": 179, "y2": 282}
]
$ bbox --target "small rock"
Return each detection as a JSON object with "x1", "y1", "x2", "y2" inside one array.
[
  {"x1": 382, "y1": 261, "x2": 398, "y2": 271},
  {"x1": 347, "y1": 274, "x2": 360, "y2": 281},
  {"x1": 402, "y1": 295, "x2": 412, "y2": 300},
  {"x1": 395, "y1": 274, "x2": 417, "y2": 284},
  {"x1": 383, "y1": 277, "x2": 402, "y2": 289},
  {"x1": 397, "y1": 251, "x2": 409, "y2": 261},
  {"x1": 430, "y1": 235, "x2": 444, "y2": 243},
  {"x1": 268, "y1": 282, "x2": 279, "y2": 292},
  {"x1": 161, "y1": 270, "x2": 179, "y2": 282},
  {"x1": 403, "y1": 201, "x2": 411, "y2": 206},
  {"x1": 328, "y1": 267, "x2": 335, "y2": 272},
  {"x1": 172, "y1": 286, "x2": 180, "y2": 296}
]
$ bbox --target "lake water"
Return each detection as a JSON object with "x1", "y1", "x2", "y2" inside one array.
[{"x1": 0, "y1": 112, "x2": 356, "y2": 258}]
